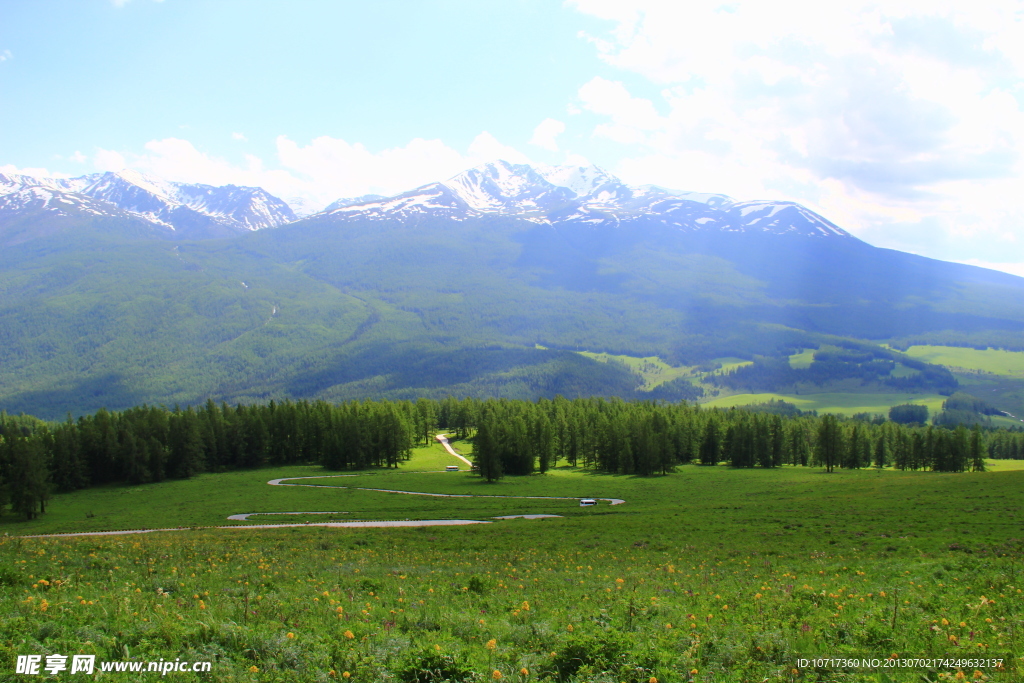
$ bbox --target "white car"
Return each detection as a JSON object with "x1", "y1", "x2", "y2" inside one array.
[
  {"x1": 579, "y1": 498, "x2": 597, "y2": 507},
  {"x1": 445, "y1": 465, "x2": 459, "y2": 471}
]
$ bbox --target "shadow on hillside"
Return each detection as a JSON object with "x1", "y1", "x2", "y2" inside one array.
[{"x1": 1, "y1": 373, "x2": 144, "y2": 419}]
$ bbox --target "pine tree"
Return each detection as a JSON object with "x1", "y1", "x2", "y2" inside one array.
[{"x1": 970, "y1": 425, "x2": 986, "y2": 472}]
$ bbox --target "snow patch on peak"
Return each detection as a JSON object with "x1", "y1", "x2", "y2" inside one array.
[
  {"x1": 637, "y1": 185, "x2": 734, "y2": 207},
  {"x1": 534, "y1": 163, "x2": 616, "y2": 198},
  {"x1": 109, "y1": 169, "x2": 180, "y2": 201}
]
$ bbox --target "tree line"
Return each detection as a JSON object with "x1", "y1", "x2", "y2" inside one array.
[
  {"x1": 469, "y1": 397, "x2": 1003, "y2": 479},
  {"x1": 1, "y1": 396, "x2": 1022, "y2": 518}
]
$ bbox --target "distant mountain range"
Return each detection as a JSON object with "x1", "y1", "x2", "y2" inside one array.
[
  {"x1": 1, "y1": 161, "x2": 1022, "y2": 419},
  {"x1": 0, "y1": 161, "x2": 848, "y2": 243},
  {"x1": 0, "y1": 169, "x2": 296, "y2": 240},
  {"x1": 323, "y1": 161, "x2": 850, "y2": 239}
]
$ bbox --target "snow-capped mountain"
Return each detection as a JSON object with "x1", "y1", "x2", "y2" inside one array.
[
  {"x1": 1, "y1": 161, "x2": 852, "y2": 244},
  {"x1": 321, "y1": 160, "x2": 852, "y2": 239},
  {"x1": 0, "y1": 170, "x2": 296, "y2": 239}
]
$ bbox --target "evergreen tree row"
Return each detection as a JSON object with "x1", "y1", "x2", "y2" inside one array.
[
  {"x1": 469, "y1": 397, "x2": 1004, "y2": 478},
  {"x1": 1, "y1": 396, "x2": 1022, "y2": 519}
]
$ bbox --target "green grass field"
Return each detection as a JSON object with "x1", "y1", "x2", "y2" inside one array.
[
  {"x1": 901, "y1": 346, "x2": 1024, "y2": 377},
  {"x1": 577, "y1": 351, "x2": 694, "y2": 390},
  {"x1": 788, "y1": 350, "x2": 816, "y2": 369},
  {"x1": 2, "y1": 442, "x2": 1022, "y2": 682},
  {"x1": 703, "y1": 392, "x2": 948, "y2": 417}
]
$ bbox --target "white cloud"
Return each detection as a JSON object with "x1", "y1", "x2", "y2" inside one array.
[
  {"x1": 0, "y1": 50, "x2": 12, "y2": 62},
  {"x1": 568, "y1": 0, "x2": 1024, "y2": 274},
  {"x1": 466, "y1": 131, "x2": 531, "y2": 164},
  {"x1": 231, "y1": 132, "x2": 247, "y2": 141},
  {"x1": 0, "y1": 163, "x2": 69, "y2": 179},
  {"x1": 94, "y1": 148, "x2": 127, "y2": 172},
  {"x1": 69, "y1": 151, "x2": 87, "y2": 164},
  {"x1": 529, "y1": 118, "x2": 567, "y2": 151}
]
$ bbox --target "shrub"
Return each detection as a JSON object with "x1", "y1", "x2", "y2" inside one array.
[{"x1": 397, "y1": 648, "x2": 474, "y2": 683}]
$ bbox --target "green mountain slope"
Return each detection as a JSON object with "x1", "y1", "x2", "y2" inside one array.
[{"x1": 1, "y1": 210, "x2": 1023, "y2": 419}]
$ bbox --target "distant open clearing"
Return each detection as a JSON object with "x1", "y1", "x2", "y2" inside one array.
[
  {"x1": 901, "y1": 344, "x2": 1024, "y2": 376},
  {"x1": 703, "y1": 391, "x2": 948, "y2": 416}
]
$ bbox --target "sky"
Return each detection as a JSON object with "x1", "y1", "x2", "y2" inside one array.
[{"x1": 1, "y1": 0, "x2": 1023, "y2": 276}]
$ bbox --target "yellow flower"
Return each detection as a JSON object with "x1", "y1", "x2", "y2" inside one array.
[
  {"x1": 342, "y1": 673, "x2": 351, "y2": 680},
  {"x1": 492, "y1": 671, "x2": 503, "y2": 680},
  {"x1": 615, "y1": 578, "x2": 625, "y2": 583},
  {"x1": 249, "y1": 666, "x2": 259, "y2": 673},
  {"x1": 649, "y1": 677, "x2": 658, "y2": 683},
  {"x1": 344, "y1": 630, "x2": 355, "y2": 639},
  {"x1": 486, "y1": 638, "x2": 497, "y2": 650},
  {"x1": 521, "y1": 600, "x2": 530, "y2": 611},
  {"x1": 520, "y1": 668, "x2": 529, "y2": 676},
  {"x1": 566, "y1": 624, "x2": 574, "y2": 632},
  {"x1": 286, "y1": 632, "x2": 296, "y2": 639}
]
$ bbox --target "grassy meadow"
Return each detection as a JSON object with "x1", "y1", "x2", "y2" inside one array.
[
  {"x1": 1, "y1": 440, "x2": 1022, "y2": 682},
  {"x1": 702, "y1": 392, "x2": 949, "y2": 418},
  {"x1": 899, "y1": 347, "x2": 1024, "y2": 377}
]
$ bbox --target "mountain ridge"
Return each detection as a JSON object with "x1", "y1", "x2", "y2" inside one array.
[{"x1": 1, "y1": 160, "x2": 1022, "y2": 419}]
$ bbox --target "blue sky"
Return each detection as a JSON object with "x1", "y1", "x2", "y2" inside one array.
[{"x1": 2, "y1": 0, "x2": 1023, "y2": 275}]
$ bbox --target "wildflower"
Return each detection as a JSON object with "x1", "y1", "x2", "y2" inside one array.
[
  {"x1": 434, "y1": 644, "x2": 441, "y2": 652},
  {"x1": 566, "y1": 624, "x2": 574, "y2": 632},
  {"x1": 649, "y1": 677, "x2": 658, "y2": 683},
  {"x1": 344, "y1": 630, "x2": 355, "y2": 639},
  {"x1": 615, "y1": 578, "x2": 625, "y2": 584},
  {"x1": 520, "y1": 668, "x2": 529, "y2": 676},
  {"x1": 493, "y1": 671, "x2": 503, "y2": 680},
  {"x1": 343, "y1": 673, "x2": 351, "y2": 679},
  {"x1": 486, "y1": 638, "x2": 497, "y2": 650},
  {"x1": 521, "y1": 600, "x2": 530, "y2": 611},
  {"x1": 286, "y1": 632, "x2": 296, "y2": 639},
  {"x1": 249, "y1": 666, "x2": 259, "y2": 673}
]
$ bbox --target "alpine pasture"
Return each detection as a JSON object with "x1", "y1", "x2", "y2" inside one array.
[{"x1": 1, "y1": 437, "x2": 1021, "y2": 682}]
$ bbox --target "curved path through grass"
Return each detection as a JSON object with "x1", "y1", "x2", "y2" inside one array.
[{"x1": 27, "y1": 442, "x2": 625, "y2": 537}]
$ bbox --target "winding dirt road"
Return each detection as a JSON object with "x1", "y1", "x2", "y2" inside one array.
[{"x1": 25, "y1": 436, "x2": 623, "y2": 538}]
